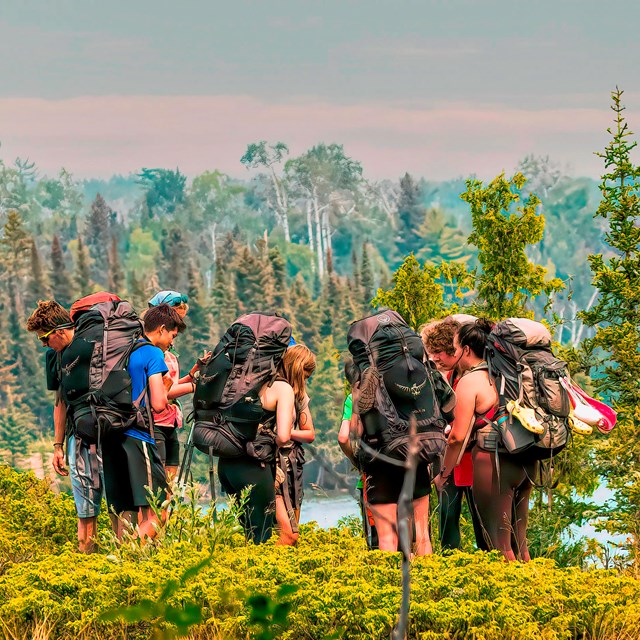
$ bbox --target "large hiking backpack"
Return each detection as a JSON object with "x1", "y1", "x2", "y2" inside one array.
[
  {"x1": 192, "y1": 312, "x2": 292, "y2": 459},
  {"x1": 478, "y1": 317, "x2": 571, "y2": 461},
  {"x1": 347, "y1": 309, "x2": 447, "y2": 464},
  {"x1": 60, "y1": 294, "x2": 145, "y2": 443}
]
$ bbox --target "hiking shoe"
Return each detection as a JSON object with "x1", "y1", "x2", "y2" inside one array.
[
  {"x1": 507, "y1": 400, "x2": 545, "y2": 435},
  {"x1": 568, "y1": 414, "x2": 593, "y2": 435}
]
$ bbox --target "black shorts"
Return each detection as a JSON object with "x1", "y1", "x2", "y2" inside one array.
[
  {"x1": 363, "y1": 459, "x2": 431, "y2": 505},
  {"x1": 102, "y1": 432, "x2": 168, "y2": 513},
  {"x1": 154, "y1": 425, "x2": 180, "y2": 467}
]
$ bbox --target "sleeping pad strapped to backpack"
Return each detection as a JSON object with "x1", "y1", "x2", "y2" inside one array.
[
  {"x1": 347, "y1": 309, "x2": 447, "y2": 464},
  {"x1": 477, "y1": 317, "x2": 571, "y2": 461},
  {"x1": 192, "y1": 312, "x2": 292, "y2": 460},
  {"x1": 60, "y1": 293, "x2": 146, "y2": 444}
]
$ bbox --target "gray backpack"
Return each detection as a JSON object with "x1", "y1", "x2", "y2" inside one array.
[{"x1": 477, "y1": 318, "x2": 570, "y2": 461}]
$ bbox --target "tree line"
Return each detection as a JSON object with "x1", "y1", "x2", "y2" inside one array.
[{"x1": 0, "y1": 89, "x2": 638, "y2": 564}]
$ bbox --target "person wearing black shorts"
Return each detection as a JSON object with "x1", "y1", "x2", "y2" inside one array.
[{"x1": 102, "y1": 304, "x2": 185, "y2": 540}]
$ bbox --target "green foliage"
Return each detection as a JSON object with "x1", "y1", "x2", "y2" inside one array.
[
  {"x1": 579, "y1": 88, "x2": 640, "y2": 554},
  {"x1": 372, "y1": 254, "x2": 449, "y2": 330},
  {"x1": 461, "y1": 172, "x2": 564, "y2": 319},
  {"x1": 1, "y1": 469, "x2": 640, "y2": 640}
]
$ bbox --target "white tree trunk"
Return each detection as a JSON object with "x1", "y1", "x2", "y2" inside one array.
[
  {"x1": 307, "y1": 200, "x2": 314, "y2": 256},
  {"x1": 270, "y1": 167, "x2": 290, "y2": 242},
  {"x1": 312, "y1": 189, "x2": 324, "y2": 277}
]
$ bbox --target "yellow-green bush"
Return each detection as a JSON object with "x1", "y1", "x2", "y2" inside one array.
[{"x1": 1, "y1": 466, "x2": 640, "y2": 640}]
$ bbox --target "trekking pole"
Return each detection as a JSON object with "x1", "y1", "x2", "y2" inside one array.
[
  {"x1": 208, "y1": 447, "x2": 217, "y2": 522},
  {"x1": 177, "y1": 416, "x2": 196, "y2": 488}
]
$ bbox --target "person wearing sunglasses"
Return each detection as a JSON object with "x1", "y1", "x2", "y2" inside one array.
[{"x1": 26, "y1": 300, "x2": 102, "y2": 553}]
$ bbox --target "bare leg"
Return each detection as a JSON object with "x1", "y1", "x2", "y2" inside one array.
[
  {"x1": 137, "y1": 506, "x2": 166, "y2": 541},
  {"x1": 109, "y1": 510, "x2": 137, "y2": 541},
  {"x1": 77, "y1": 516, "x2": 98, "y2": 553},
  {"x1": 412, "y1": 495, "x2": 433, "y2": 556},
  {"x1": 275, "y1": 495, "x2": 299, "y2": 546},
  {"x1": 371, "y1": 503, "x2": 398, "y2": 552},
  {"x1": 165, "y1": 465, "x2": 178, "y2": 485}
]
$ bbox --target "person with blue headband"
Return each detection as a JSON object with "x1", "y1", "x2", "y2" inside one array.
[{"x1": 146, "y1": 291, "x2": 208, "y2": 479}]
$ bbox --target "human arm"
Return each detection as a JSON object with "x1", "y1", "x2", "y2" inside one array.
[
  {"x1": 52, "y1": 392, "x2": 68, "y2": 476},
  {"x1": 178, "y1": 350, "x2": 212, "y2": 385},
  {"x1": 167, "y1": 381, "x2": 196, "y2": 400},
  {"x1": 275, "y1": 383, "x2": 296, "y2": 447},
  {"x1": 148, "y1": 372, "x2": 169, "y2": 413},
  {"x1": 290, "y1": 396, "x2": 315, "y2": 443},
  {"x1": 433, "y1": 375, "x2": 477, "y2": 491}
]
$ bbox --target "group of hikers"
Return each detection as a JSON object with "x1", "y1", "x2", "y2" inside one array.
[{"x1": 25, "y1": 292, "x2": 615, "y2": 560}]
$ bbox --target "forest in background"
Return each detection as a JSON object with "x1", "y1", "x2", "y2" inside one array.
[{"x1": 0, "y1": 87, "x2": 638, "y2": 570}]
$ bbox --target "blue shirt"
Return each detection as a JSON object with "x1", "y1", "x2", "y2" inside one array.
[{"x1": 124, "y1": 342, "x2": 168, "y2": 443}]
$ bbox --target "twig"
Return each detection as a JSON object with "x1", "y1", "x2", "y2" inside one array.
[{"x1": 391, "y1": 415, "x2": 419, "y2": 640}]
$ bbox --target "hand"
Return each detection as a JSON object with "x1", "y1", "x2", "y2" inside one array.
[
  {"x1": 163, "y1": 374, "x2": 174, "y2": 392},
  {"x1": 52, "y1": 447, "x2": 69, "y2": 477},
  {"x1": 433, "y1": 472, "x2": 447, "y2": 493},
  {"x1": 191, "y1": 350, "x2": 212, "y2": 377}
]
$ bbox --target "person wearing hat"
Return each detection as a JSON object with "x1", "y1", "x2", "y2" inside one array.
[{"x1": 146, "y1": 291, "x2": 208, "y2": 479}]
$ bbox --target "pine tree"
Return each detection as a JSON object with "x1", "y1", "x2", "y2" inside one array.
[
  {"x1": 183, "y1": 262, "x2": 211, "y2": 364},
  {"x1": 27, "y1": 238, "x2": 50, "y2": 309},
  {"x1": 211, "y1": 256, "x2": 238, "y2": 331},
  {"x1": 0, "y1": 401, "x2": 37, "y2": 467},
  {"x1": 360, "y1": 242, "x2": 374, "y2": 310},
  {"x1": 74, "y1": 237, "x2": 92, "y2": 297},
  {"x1": 108, "y1": 236, "x2": 125, "y2": 294},
  {"x1": 269, "y1": 246, "x2": 290, "y2": 317},
  {"x1": 289, "y1": 273, "x2": 321, "y2": 350},
  {"x1": 579, "y1": 88, "x2": 640, "y2": 547},
  {"x1": 50, "y1": 235, "x2": 72, "y2": 308},
  {"x1": 0, "y1": 209, "x2": 31, "y2": 314},
  {"x1": 416, "y1": 207, "x2": 472, "y2": 265},
  {"x1": 85, "y1": 193, "x2": 111, "y2": 285},
  {"x1": 307, "y1": 336, "x2": 343, "y2": 447},
  {"x1": 395, "y1": 173, "x2": 425, "y2": 256}
]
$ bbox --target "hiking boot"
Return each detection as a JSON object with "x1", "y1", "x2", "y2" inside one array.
[{"x1": 507, "y1": 400, "x2": 545, "y2": 435}]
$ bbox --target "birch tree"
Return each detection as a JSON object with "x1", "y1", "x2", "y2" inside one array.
[{"x1": 241, "y1": 141, "x2": 291, "y2": 241}]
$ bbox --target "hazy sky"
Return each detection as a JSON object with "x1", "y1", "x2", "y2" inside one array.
[{"x1": 0, "y1": 1, "x2": 638, "y2": 180}]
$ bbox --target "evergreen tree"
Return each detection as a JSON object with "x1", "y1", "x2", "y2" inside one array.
[
  {"x1": 395, "y1": 173, "x2": 425, "y2": 256},
  {"x1": 268, "y1": 246, "x2": 290, "y2": 316},
  {"x1": 579, "y1": 88, "x2": 640, "y2": 547},
  {"x1": 289, "y1": 273, "x2": 321, "y2": 350},
  {"x1": 74, "y1": 237, "x2": 92, "y2": 297},
  {"x1": 461, "y1": 173, "x2": 564, "y2": 319},
  {"x1": 211, "y1": 256, "x2": 238, "y2": 331},
  {"x1": 108, "y1": 236, "x2": 125, "y2": 294},
  {"x1": 183, "y1": 262, "x2": 211, "y2": 364},
  {"x1": 50, "y1": 235, "x2": 72, "y2": 308},
  {"x1": 27, "y1": 238, "x2": 50, "y2": 309},
  {"x1": 360, "y1": 242, "x2": 374, "y2": 310},
  {"x1": 85, "y1": 193, "x2": 111, "y2": 285},
  {"x1": 307, "y1": 336, "x2": 343, "y2": 447},
  {"x1": 416, "y1": 207, "x2": 472, "y2": 265},
  {"x1": 0, "y1": 209, "x2": 31, "y2": 314},
  {"x1": 371, "y1": 254, "x2": 448, "y2": 331},
  {"x1": 0, "y1": 401, "x2": 37, "y2": 467}
]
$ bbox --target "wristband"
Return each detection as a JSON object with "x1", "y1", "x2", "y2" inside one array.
[{"x1": 53, "y1": 442, "x2": 64, "y2": 449}]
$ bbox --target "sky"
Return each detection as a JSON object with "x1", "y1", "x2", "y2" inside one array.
[{"x1": 0, "y1": 0, "x2": 639, "y2": 181}]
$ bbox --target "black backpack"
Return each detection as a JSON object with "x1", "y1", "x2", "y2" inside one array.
[
  {"x1": 60, "y1": 295, "x2": 146, "y2": 443},
  {"x1": 192, "y1": 312, "x2": 292, "y2": 459},
  {"x1": 477, "y1": 317, "x2": 571, "y2": 461},
  {"x1": 347, "y1": 309, "x2": 447, "y2": 464}
]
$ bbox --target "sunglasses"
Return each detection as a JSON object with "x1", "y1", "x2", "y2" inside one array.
[{"x1": 39, "y1": 323, "x2": 73, "y2": 345}]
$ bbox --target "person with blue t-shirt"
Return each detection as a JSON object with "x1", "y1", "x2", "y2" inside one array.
[{"x1": 102, "y1": 304, "x2": 186, "y2": 540}]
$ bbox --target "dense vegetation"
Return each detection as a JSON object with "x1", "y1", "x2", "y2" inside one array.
[
  {"x1": 0, "y1": 88, "x2": 639, "y2": 587},
  {"x1": 2, "y1": 466, "x2": 640, "y2": 640}
]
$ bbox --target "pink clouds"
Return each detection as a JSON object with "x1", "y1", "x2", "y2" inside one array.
[{"x1": 0, "y1": 95, "x2": 617, "y2": 180}]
